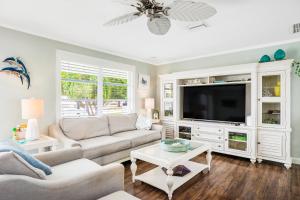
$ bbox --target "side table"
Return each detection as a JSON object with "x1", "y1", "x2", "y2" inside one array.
[{"x1": 16, "y1": 135, "x2": 58, "y2": 154}]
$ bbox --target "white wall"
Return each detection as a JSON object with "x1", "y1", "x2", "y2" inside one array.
[
  {"x1": 0, "y1": 26, "x2": 156, "y2": 140},
  {"x1": 156, "y1": 41, "x2": 300, "y2": 158}
]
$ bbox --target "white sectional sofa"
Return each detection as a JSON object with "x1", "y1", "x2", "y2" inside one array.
[
  {"x1": 0, "y1": 147, "x2": 126, "y2": 200},
  {"x1": 49, "y1": 113, "x2": 164, "y2": 165}
]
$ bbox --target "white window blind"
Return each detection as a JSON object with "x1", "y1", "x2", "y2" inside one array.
[
  {"x1": 60, "y1": 61, "x2": 132, "y2": 117},
  {"x1": 61, "y1": 61, "x2": 99, "y2": 117},
  {"x1": 102, "y1": 68, "x2": 129, "y2": 114}
]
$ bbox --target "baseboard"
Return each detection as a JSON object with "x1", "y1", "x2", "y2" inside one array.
[{"x1": 292, "y1": 157, "x2": 300, "y2": 165}]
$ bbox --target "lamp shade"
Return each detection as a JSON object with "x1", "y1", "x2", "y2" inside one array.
[
  {"x1": 145, "y1": 98, "x2": 155, "y2": 109},
  {"x1": 21, "y1": 99, "x2": 44, "y2": 119}
]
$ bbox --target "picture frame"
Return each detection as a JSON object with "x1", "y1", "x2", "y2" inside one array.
[{"x1": 138, "y1": 73, "x2": 150, "y2": 89}]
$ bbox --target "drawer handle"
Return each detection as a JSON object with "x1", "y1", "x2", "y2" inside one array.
[
  {"x1": 218, "y1": 137, "x2": 221, "y2": 139},
  {"x1": 257, "y1": 142, "x2": 261, "y2": 145},
  {"x1": 225, "y1": 139, "x2": 228, "y2": 141},
  {"x1": 218, "y1": 145, "x2": 221, "y2": 147},
  {"x1": 218, "y1": 129, "x2": 222, "y2": 132}
]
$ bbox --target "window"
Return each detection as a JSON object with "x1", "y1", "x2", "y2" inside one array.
[
  {"x1": 103, "y1": 68, "x2": 130, "y2": 114},
  {"x1": 60, "y1": 61, "x2": 133, "y2": 118}
]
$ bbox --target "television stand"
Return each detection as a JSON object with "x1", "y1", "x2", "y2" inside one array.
[
  {"x1": 159, "y1": 60, "x2": 292, "y2": 168},
  {"x1": 175, "y1": 120, "x2": 256, "y2": 163}
]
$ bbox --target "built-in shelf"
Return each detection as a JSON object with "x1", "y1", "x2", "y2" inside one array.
[
  {"x1": 178, "y1": 81, "x2": 251, "y2": 87},
  {"x1": 229, "y1": 139, "x2": 247, "y2": 143},
  {"x1": 263, "y1": 113, "x2": 280, "y2": 115}
]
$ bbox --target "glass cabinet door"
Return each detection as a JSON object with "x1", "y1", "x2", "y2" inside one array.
[
  {"x1": 262, "y1": 75, "x2": 281, "y2": 97},
  {"x1": 227, "y1": 131, "x2": 248, "y2": 152},
  {"x1": 164, "y1": 83, "x2": 173, "y2": 98},
  {"x1": 161, "y1": 81, "x2": 175, "y2": 119},
  {"x1": 258, "y1": 72, "x2": 285, "y2": 127},
  {"x1": 225, "y1": 130, "x2": 249, "y2": 153},
  {"x1": 164, "y1": 102, "x2": 174, "y2": 117},
  {"x1": 262, "y1": 102, "x2": 281, "y2": 125}
]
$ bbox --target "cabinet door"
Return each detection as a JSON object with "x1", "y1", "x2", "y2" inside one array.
[
  {"x1": 224, "y1": 129, "x2": 250, "y2": 155},
  {"x1": 162, "y1": 120, "x2": 175, "y2": 139},
  {"x1": 257, "y1": 130, "x2": 285, "y2": 159},
  {"x1": 161, "y1": 80, "x2": 176, "y2": 119},
  {"x1": 258, "y1": 72, "x2": 286, "y2": 128},
  {"x1": 163, "y1": 82, "x2": 174, "y2": 99}
]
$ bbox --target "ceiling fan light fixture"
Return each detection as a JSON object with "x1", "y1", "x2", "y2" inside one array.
[
  {"x1": 104, "y1": 0, "x2": 217, "y2": 35},
  {"x1": 147, "y1": 15, "x2": 171, "y2": 35}
]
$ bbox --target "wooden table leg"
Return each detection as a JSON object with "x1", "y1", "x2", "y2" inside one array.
[
  {"x1": 166, "y1": 168, "x2": 174, "y2": 200},
  {"x1": 131, "y1": 158, "x2": 137, "y2": 183}
]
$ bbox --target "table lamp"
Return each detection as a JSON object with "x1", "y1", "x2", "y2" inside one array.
[
  {"x1": 145, "y1": 98, "x2": 155, "y2": 119},
  {"x1": 21, "y1": 98, "x2": 44, "y2": 141}
]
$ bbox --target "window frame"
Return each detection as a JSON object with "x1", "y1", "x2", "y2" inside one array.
[{"x1": 56, "y1": 50, "x2": 136, "y2": 121}]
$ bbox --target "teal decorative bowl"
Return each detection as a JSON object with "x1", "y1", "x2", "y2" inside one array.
[
  {"x1": 274, "y1": 49, "x2": 286, "y2": 60},
  {"x1": 259, "y1": 55, "x2": 271, "y2": 63},
  {"x1": 160, "y1": 139, "x2": 191, "y2": 152}
]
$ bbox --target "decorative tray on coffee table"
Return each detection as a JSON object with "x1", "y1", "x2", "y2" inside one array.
[{"x1": 160, "y1": 139, "x2": 191, "y2": 152}]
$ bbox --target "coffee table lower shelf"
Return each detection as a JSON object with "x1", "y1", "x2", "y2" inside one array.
[{"x1": 134, "y1": 161, "x2": 208, "y2": 198}]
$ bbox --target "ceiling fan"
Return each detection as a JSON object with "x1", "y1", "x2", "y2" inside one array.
[{"x1": 103, "y1": 0, "x2": 217, "y2": 35}]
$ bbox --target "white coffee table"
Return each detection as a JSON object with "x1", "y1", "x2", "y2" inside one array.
[{"x1": 130, "y1": 140, "x2": 212, "y2": 200}]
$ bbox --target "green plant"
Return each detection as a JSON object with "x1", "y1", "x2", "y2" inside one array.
[{"x1": 292, "y1": 61, "x2": 300, "y2": 77}]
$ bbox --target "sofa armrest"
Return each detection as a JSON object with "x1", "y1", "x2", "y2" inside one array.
[
  {"x1": 48, "y1": 124, "x2": 80, "y2": 148},
  {"x1": 34, "y1": 147, "x2": 83, "y2": 167},
  {"x1": 0, "y1": 163, "x2": 124, "y2": 200},
  {"x1": 151, "y1": 124, "x2": 166, "y2": 139}
]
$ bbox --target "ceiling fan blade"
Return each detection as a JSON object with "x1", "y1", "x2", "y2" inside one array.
[
  {"x1": 112, "y1": 0, "x2": 140, "y2": 6},
  {"x1": 167, "y1": 1, "x2": 217, "y2": 21},
  {"x1": 104, "y1": 12, "x2": 141, "y2": 26},
  {"x1": 147, "y1": 15, "x2": 171, "y2": 35}
]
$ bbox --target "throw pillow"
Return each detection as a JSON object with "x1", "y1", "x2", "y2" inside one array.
[
  {"x1": 0, "y1": 141, "x2": 52, "y2": 175},
  {"x1": 0, "y1": 151, "x2": 46, "y2": 179},
  {"x1": 136, "y1": 115, "x2": 152, "y2": 130},
  {"x1": 162, "y1": 165, "x2": 191, "y2": 177}
]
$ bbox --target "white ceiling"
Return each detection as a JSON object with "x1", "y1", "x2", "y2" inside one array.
[{"x1": 0, "y1": 0, "x2": 300, "y2": 65}]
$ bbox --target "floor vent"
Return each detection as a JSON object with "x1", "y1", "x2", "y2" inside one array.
[{"x1": 293, "y1": 23, "x2": 300, "y2": 34}]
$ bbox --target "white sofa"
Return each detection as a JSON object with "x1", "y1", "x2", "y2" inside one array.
[
  {"x1": 49, "y1": 113, "x2": 164, "y2": 165},
  {"x1": 0, "y1": 147, "x2": 126, "y2": 200}
]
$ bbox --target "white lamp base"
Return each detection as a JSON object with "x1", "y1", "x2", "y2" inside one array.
[
  {"x1": 146, "y1": 109, "x2": 152, "y2": 120},
  {"x1": 26, "y1": 118, "x2": 40, "y2": 141}
]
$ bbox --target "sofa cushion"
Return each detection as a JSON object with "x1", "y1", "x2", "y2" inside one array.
[
  {"x1": 136, "y1": 115, "x2": 152, "y2": 130},
  {"x1": 0, "y1": 141, "x2": 52, "y2": 175},
  {"x1": 108, "y1": 113, "x2": 137, "y2": 134},
  {"x1": 60, "y1": 116, "x2": 110, "y2": 140},
  {"x1": 0, "y1": 151, "x2": 46, "y2": 179},
  {"x1": 113, "y1": 130, "x2": 161, "y2": 148},
  {"x1": 79, "y1": 136, "x2": 131, "y2": 159},
  {"x1": 46, "y1": 158, "x2": 100, "y2": 180}
]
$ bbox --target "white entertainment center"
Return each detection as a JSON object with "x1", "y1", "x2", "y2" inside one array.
[{"x1": 159, "y1": 60, "x2": 293, "y2": 169}]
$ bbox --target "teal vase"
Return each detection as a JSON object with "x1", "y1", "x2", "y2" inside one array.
[
  {"x1": 259, "y1": 55, "x2": 271, "y2": 63},
  {"x1": 274, "y1": 49, "x2": 286, "y2": 60}
]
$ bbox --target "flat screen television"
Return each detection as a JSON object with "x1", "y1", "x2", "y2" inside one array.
[{"x1": 182, "y1": 84, "x2": 246, "y2": 123}]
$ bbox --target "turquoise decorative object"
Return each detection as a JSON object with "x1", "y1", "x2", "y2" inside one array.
[
  {"x1": 160, "y1": 139, "x2": 191, "y2": 152},
  {"x1": 259, "y1": 55, "x2": 271, "y2": 63},
  {"x1": 274, "y1": 49, "x2": 286, "y2": 60},
  {"x1": 0, "y1": 57, "x2": 31, "y2": 89}
]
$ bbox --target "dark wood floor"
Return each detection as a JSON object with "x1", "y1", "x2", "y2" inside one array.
[{"x1": 123, "y1": 153, "x2": 300, "y2": 200}]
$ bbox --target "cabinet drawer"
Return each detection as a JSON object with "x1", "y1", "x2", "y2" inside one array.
[
  {"x1": 192, "y1": 132, "x2": 223, "y2": 142},
  {"x1": 193, "y1": 140, "x2": 224, "y2": 151},
  {"x1": 194, "y1": 126, "x2": 223, "y2": 134},
  {"x1": 210, "y1": 142, "x2": 224, "y2": 151},
  {"x1": 258, "y1": 130, "x2": 285, "y2": 158}
]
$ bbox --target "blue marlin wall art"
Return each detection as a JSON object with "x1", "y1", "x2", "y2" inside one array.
[{"x1": 0, "y1": 57, "x2": 31, "y2": 89}]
